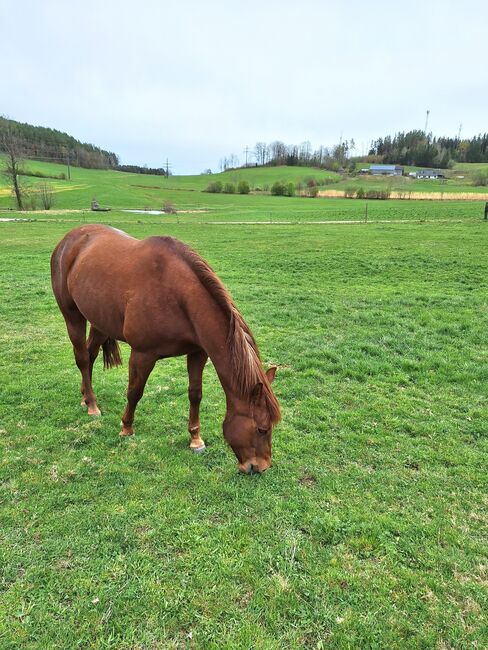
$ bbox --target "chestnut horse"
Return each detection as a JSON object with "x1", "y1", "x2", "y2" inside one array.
[{"x1": 51, "y1": 225, "x2": 280, "y2": 473}]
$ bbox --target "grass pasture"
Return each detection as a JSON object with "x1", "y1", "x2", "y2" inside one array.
[
  {"x1": 0, "y1": 200, "x2": 488, "y2": 647},
  {"x1": 2, "y1": 160, "x2": 488, "y2": 220},
  {"x1": 1, "y1": 159, "x2": 487, "y2": 228}
]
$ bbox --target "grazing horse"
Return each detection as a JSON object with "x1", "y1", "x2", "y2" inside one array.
[{"x1": 51, "y1": 225, "x2": 280, "y2": 473}]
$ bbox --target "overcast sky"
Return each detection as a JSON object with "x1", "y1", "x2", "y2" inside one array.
[{"x1": 1, "y1": 0, "x2": 486, "y2": 174}]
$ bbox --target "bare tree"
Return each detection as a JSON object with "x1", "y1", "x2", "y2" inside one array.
[
  {"x1": 299, "y1": 141, "x2": 312, "y2": 164},
  {"x1": 269, "y1": 141, "x2": 287, "y2": 165},
  {"x1": 1, "y1": 127, "x2": 24, "y2": 209},
  {"x1": 254, "y1": 142, "x2": 268, "y2": 166}
]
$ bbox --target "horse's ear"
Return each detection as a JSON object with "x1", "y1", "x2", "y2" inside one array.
[
  {"x1": 266, "y1": 366, "x2": 277, "y2": 384},
  {"x1": 251, "y1": 382, "x2": 263, "y2": 402}
]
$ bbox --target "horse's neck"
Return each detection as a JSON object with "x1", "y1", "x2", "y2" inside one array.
[{"x1": 186, "y1": 292, "x2": 248, "y2": 411}]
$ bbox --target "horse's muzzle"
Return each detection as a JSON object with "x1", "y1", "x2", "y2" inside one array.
[{"x1": 238, "y1": 460, "x2": 271, "y2": 474}]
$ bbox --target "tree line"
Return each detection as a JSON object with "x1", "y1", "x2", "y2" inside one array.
[
  {"x1": 0, "y1": 116, "x2": 119, "y2": 169},
  {"x1": 219, "y1": 140, "x2": 354, "y2": 172},
  {"x1": 368, "y1": 131, "x2": 488, "y2": 168},
  {"x1": 222, "y1": 131, "x2": 488, "y2": 173},
  {"x1": 115, "y1": 164, "x2": 168, "y2": 176}
]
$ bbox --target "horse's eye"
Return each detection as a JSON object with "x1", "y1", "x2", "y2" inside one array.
[{"x1": 257, "y1": 427, "x2": 268, "y2": 435}]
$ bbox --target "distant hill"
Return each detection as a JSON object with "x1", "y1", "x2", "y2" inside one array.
[{"x1": 0, "y1": 116, "x2": 119, "y2": 169}]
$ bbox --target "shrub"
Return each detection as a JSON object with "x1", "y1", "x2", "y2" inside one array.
[
  {"x1": 223, "y1": 182, "x2": 236, "y2": 194},
  {"x1": 307, "y1": 185, "x2": 319, "y2": 198},
  {"x1": 286, "y1": 182, "x2": 295, "y2": 197},
  {"x1": 163, "y1": 200, "x2": 177, "y2": 214},
  {"x1": 237, "y1": 180, "x2": 250, "y2": 194},
  {"x1": 305, "y1": 177, "x2": 317, "y2": 188},
  {"x1": 365, "y1": 189, "x2": 390, "y2": 200},
  {"x1": 24, "y1": 190, "x2": 37, "y2": 211},
  {"x1": 320, "y1": 177, "x2": 339, "y2": 186},
  {"x1": 271, "y1": 181, "x2": 285, "y2": 196},
  {"x1": 472, "y1": 171, "x2": 488, "y2": 187},
  {"x1": 356, "y1": 187, "x2": 365, "y2": 199},
  {"x1": 38, "y1": 182, "x2": 55, "y2": 210},
  {"x1": 206, "y1": 181, "x2": 223, "y2": 193},
  {"x1": 344, "y1": 186, "x2": 357, "y2": 198},
  {"x1": 322, "y1": 160, "x2": 341, "y2": 172}
]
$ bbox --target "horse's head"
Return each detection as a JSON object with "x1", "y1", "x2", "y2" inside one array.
[{"x1": 223, "y1": 367, "x2": 279, "y2": 474}]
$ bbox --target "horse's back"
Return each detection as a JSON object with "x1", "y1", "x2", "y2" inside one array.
[{"x1": 51, "y1": 226, "x2": 202, "y2": 350}]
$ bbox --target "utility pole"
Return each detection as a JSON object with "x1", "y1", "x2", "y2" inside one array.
[
  {"x1": 243, "y1": 146, "x2": 249, "y2": 167},
  {"x1": 424, "y1": 109, "x2": 430, "y2": 134},
  {"x1": 166, "y1": 158, "x2": 169, "y2": 178},
  {"x1": 67, "y1": 152, "x2": 71, "y2": 180}
]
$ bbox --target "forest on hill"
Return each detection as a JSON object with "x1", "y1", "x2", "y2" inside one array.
[
  {"x1": 0, "y1": 116, "x2": 119, "y2": 169},
  {"x1": 226, "y1": 131, "x2": 488, "y2": 172},
  {"x1": 368, "y1": 130, "x2": 488, "y2": 168}
]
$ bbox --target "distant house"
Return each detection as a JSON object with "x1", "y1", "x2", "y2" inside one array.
[
  {"x1": 369, "y1": 164, "x2": 404, "y2": 176},
  {"x1": 416, "y1": 169, "x2": 446, "y2": 179}
]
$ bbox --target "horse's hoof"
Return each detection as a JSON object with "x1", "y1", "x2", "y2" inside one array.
[
  {"x1": 88, "y1": 406, "x2": 101, "y2": 417},
  {"x1": 191, "y1": 444, "x2": 206, "y2": 454},
  {"x1": 119, "y1": 429, "x2": 134, "y2": 437}
]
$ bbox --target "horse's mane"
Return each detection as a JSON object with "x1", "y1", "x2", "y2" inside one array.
[{"x1": 162, "y1": 237, "x2": 281, "y2": 425}]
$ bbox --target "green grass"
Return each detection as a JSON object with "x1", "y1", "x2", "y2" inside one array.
[
  {"x1": 2, "y1": 160, "x2": 488, "y2": 218},
  {"x1": 1, "y1": 209, "x2": 487, "y2": 648},
  {"x1": 0, "y1": 161, "x2": 338, "y2": 212},
  {"x1": 1, "y1": 159, "x2": 487, "y2": 227}
]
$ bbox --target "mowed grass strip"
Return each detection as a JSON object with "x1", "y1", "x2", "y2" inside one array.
[{"x1": 0, "y1": 217, "x2": 487, "y2": 649}]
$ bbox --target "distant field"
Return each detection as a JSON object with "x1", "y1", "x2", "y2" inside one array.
[
  {"x1": 1, "y1": 160, "x2": 488, "y2": 218},
  {"x1": 0, "y1": 160, "x2": 487, "y2": 226},
  {"x1": 1, "y1": 215, "x2": 488, "y2": 648}
]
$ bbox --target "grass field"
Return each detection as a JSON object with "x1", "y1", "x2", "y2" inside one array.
[
  {"x1": 1, "y1": 160, "x2": 487, "y2": 231},
  {"x1": 2, "y1": 160, "x2": 488, "y2": 219},
  {"x1": 1, "y1": 199, "x2": 487, "y2": 648}
]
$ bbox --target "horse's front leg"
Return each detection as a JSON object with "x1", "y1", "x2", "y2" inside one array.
[
  {"x1": 187, "y1": 350, "x2": 208, "y2": 452},
  {"x1": 120, "y1": 350, "x2": 156, "y2": 437}
]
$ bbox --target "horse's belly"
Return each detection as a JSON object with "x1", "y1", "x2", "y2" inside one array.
[
  {"x1": 122, "y1": 295, "x2": 197, "y2": 355},
  {"x1": 73, "y1": 290, "x2": 126, "y2": 340}
]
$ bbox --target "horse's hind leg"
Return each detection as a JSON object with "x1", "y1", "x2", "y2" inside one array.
[
  {"x1": 187, "y1": 349, "x2": 208, "y2": 452},
  {"x1": 64, "y1": 309, "x2": 101, "y2": 416},
  {"x1": 80, "y1": 326, "x2": 107, "y2": 409},
  {"x1": 120, "y1": 349, "x2": 156, "y2": 436}
]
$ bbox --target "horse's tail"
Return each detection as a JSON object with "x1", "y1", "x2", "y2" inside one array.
[{"x1": 102, "y1": 338, "x2": 122, "y2": 369}]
